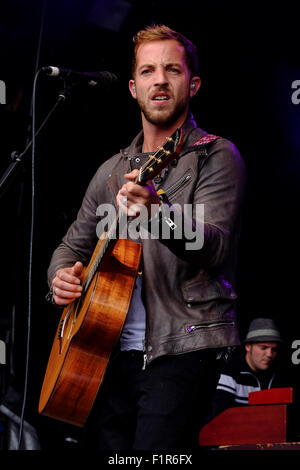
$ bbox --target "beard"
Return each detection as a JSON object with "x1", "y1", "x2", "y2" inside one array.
[{"x1": 136, "y1": 92, "x2": 190, "y2": 128}]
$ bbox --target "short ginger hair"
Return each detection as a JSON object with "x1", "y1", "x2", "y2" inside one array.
[{"x1": 131, "y1": 24, "x2": 199, "y2": 78}]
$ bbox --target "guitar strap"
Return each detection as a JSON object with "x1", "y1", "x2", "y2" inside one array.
[
  {"x1": 192, "y1": 134, "x2": 220, "y2": 147},
  {"x1": 191, "y1": 133, "x2": 220, "y2": 174}
]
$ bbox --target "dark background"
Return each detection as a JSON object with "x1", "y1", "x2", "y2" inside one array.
[{"x1": 0, "y1": 0, "x2": 299, "y2": 449}]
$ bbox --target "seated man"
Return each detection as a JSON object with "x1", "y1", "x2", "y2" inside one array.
[{"x1": 208, "y1": 317, "x2": 290, "y2": 419}]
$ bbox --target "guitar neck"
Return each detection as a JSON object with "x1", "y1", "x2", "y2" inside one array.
[
  {"x1": 83, "y1": 169, "x2": 146, "y2": 291},
  {"x1": 83, "y1": 212, "x2": 120, "y2": 293}
]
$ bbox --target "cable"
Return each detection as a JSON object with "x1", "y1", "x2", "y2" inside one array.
[
  {"x1": 17, "y1": 69, "x2": 40, "y2": 450},
  {"x1": 17, "y1": 0, "x2": 48, "y2": 450},
  {"x1": 33, "y1": 0, "x2": 47, "y2": 78}
]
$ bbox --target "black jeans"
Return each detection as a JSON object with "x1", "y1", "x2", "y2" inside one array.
[{"x1": 84, "y1": 348, "x2": 222, "y2": 451}]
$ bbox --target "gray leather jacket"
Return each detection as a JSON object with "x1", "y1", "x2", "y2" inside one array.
[{"x1": 47, "y1": 115, "x2": 246, "y2": 364}]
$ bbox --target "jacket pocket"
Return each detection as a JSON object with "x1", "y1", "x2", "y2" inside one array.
[
  {"x1": 186, "y1": 320, "x2": 235, "y2": 334},
  {"x1": 182, "y1": 276, "x2": 237, "y2": 304},
  {"x1": 165, "y1": 170, "x2": 193, "y2": 201},
  {"x1": 181, "y1": 276, "x2": 237, "y2": 329}
]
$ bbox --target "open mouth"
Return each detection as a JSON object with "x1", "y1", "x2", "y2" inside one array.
[{"x1": 152, "y1": 93, "x2": 170, "y2": 101}]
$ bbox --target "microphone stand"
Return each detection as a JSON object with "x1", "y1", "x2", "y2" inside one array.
[
  {"x1": 0, "y1": 81, "x2": 70, "y2": 449},
  {"x1": 0, "y1": 87, "x2": 69, "y2": 199}
]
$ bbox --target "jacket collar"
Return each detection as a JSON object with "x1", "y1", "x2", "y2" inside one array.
[{"x1": 120, "y1": 113, "x2": 206, "y2": 158}]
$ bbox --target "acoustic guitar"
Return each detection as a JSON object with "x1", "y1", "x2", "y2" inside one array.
[{"x1": 38, "y1": 128, "x2": 184, "y2": 427}]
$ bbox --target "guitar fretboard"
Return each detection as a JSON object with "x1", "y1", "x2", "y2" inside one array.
[{"x1": 83, "y1": 213, "x2": 120, "y2": 294}]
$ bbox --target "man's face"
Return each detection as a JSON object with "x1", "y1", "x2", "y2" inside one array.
[
  {"x1": 129, "y1": 39, "x2": 200, "y2": 128},
  {"x1": 245, "y1": 342, "x2": 279, "y2": 372}
]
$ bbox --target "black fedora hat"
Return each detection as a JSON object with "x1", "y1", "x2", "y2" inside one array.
[{"x1": 244, "y1": 318, "x2": 282, "y2": 343}]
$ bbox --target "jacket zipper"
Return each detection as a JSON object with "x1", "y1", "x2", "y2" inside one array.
[
  {"x1": 241, "y1": 371, "x2": 260, "y2": 389},
  {"x1": 166, "y1": 173, "x2": 192, "y2": 200},
  {"x1": 187, "y1": 321, "x2": 235, "y2": 333},
  {"x1": 241, "y1": 371, "x2": 275, "y2": 390}
]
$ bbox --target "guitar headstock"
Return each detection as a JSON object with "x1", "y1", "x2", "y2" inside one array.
[{"x1": 138, "y1": 128, "x2": 184, "y2": 185}]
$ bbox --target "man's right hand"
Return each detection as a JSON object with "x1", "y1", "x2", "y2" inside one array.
[{"x1": 52, "y1": 261, "x2": 83, "y2": 306}]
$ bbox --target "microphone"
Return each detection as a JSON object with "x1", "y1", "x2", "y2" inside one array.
[{"x1": 41, "y1": 66, "x2": 118, "y2": 88}]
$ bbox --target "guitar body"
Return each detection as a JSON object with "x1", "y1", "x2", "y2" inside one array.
[{"x1": 39, "y1": 237, "x2": 142, "y2": 427}]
